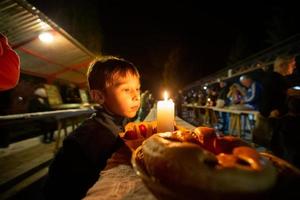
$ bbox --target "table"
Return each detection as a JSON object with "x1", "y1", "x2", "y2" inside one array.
[
  {"x1": 181, "y1": 104, "x2": 259, "y2": 137},
  {"x1": 83, "y1": 148, "x2": 156, "y2": 200},
  {"x1": 51, "y1": 103, "x2": 83, "y2": 110},
  {"x1": 0, "y1": 108, "x2": 95, "y2": 150},
  {"x1": 83, "y1": 108, "x2": 195, "y2": 200}
]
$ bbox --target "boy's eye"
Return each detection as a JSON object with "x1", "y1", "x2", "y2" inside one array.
[{"x1": 123, "y1": 88, "x2": 130, "y2": 92}]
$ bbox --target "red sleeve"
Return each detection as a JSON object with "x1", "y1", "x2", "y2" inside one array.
[
  {"x1": 0, "y1": 42, "x2": 3, "y2": 56},
  {"x1": 0, "y1": 46, "x2": 20, "y2": 91}
]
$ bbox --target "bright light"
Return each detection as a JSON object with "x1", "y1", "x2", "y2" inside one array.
[
  {"x1": 163, "y1": 91, "x2": 169, "y2": 101},
  {"x1": 39, "y1": 32, "x2": 54, "y2": 43},
  {"x1": 203, "y1": 86, "x2": 207, "y2": 90}
]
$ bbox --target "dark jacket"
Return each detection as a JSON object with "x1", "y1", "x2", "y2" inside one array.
[
  {"x1": 271, "y1": 114, "x2": 300, "y2": 168},
  {"x1": 259, "y1": 71, "x2": 288, "y2": 117},
  {"x1": 43, "y1": 107, "x2": 127, "y2": 200}
]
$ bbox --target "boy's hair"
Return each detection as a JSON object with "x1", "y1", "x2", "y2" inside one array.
[{"x1": 87, "y1": 56, "x2": 140, "y2": 91}]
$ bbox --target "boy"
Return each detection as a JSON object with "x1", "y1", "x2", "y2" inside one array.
[{"x1": 44, "y1": 56, "x2": 141, "y2": 200}]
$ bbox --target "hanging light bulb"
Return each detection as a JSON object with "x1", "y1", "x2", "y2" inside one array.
[{"x1": 39, "y1": 32, "x2": 54, "y2": 43}]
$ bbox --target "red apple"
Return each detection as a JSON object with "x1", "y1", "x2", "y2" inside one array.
[{"x1": 139, "y1": 124, "x2": 148, "y2": 138}]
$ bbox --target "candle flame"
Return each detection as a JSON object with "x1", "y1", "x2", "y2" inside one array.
[{"x1": 163, "y1": 91, "x2": 169, "y2": 100}]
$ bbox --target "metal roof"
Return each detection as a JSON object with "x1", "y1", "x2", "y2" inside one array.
[{"x1": 0, "y1": 0, "x2": 97, "y2": 86}]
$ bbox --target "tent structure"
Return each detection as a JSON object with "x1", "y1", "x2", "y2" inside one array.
[{"x1": 0, "y1": 0, "x2": 97, "y2": 87}]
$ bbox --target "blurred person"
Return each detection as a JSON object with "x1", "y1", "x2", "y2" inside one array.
[
  {"x1": 188, "y1": 90, "x2": 197, "y2": 104},
  {"x1": 206, "y1": 87, "x2": 217, "y2": 106},
  {"x1": 226, "y1": 83, "x2": 246, "y2": 105},
  {"x1": 239, "y1": 75, "x2": 262, "y2": 110},
  {"x1": 148, "y1": 93, "x2": 154, "y2": 109},
  {"x1": 216, "y1": 80, "x2": 229, "y2": 108},
  {"x1": 216, "y1": 80, "x2": 230, "y2": 134},
  {"x1": 253, "y1": 55, "x2": 296, "y2": 147},
  {"x1": 28, "y1": 87, "x2": 56, "y2": 143},
  {"x1": 260, "y1": 55, "x2": 296, "y2": 118},
  {"x1": 271, "y1": 94, "x2": 300, "y2": 168},
  {"x1": 137, "y1": 90, "x2": 150, "y2": 121},
  {"x1": 197, "y1": 90, "x2": 206, "y2": 106},
  {"x1": 192, "y1": 90, "x2": 198, "y2": 104}
]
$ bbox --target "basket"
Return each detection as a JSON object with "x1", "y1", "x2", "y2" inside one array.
[{"x1": 132, "y1": 147, "x2": 300, "y2": 200}]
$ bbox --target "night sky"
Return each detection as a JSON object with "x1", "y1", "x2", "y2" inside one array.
[{"x1": 28, "y1": 0, "x2": 299, "y2": 97}]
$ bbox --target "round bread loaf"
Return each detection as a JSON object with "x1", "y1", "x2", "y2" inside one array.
[{"x1": 142, "y1": 131, "x2": 277, "y2": 194}]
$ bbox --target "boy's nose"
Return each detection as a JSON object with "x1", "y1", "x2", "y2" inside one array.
[{"x1": 131, "y1": 90, "x2": 140, "y2": 101}]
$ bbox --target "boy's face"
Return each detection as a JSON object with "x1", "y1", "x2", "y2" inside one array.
[{"x1": 103, "y1": 74, "x2": 141, "y2": 118}]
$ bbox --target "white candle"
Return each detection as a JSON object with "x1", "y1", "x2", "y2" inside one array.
[{"x1": 157, "y1": 91, "x2": 175, "y2": 133}]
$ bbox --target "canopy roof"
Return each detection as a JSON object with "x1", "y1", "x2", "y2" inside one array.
[{"x1": 0, "y1": 0, "x2": 97, "y2": 86}]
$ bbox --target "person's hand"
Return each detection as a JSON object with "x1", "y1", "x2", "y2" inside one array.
[{"x1": 269, "y1": 109, "x2": 280, "y2": 118}]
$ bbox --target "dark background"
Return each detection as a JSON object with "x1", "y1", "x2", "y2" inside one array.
[{"x1": 28, "y1": 0, "x2": 300, "y2": 97}]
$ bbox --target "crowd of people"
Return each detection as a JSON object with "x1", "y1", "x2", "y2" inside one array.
[{"x1": 177, "y1": 55, "x2": 300, "y2": 167}]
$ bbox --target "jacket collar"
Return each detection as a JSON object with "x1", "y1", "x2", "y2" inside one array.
[{"x1": 92, "y1": 105, "x2": 128, "y2": 137}]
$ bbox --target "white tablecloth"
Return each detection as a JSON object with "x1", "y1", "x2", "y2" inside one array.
[{"x1": 83, "y1": 146, "x2": 156, "y2": 200}]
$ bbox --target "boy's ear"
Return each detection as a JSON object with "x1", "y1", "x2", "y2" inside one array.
[{"x1": 90, "y1": 90, "x2": 105, "y2": 104}]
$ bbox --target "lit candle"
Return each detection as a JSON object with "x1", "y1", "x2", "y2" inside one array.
[{"x1": 157, "y1": 91, "x2": 175, "y2": 132}]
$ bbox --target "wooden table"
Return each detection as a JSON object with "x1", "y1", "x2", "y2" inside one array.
[
  {"x1": 0, "y1": 108, "x2": 95, "y2": 150},
  {"x1": 182, "y1": 104, "x2": 259, "y2": 137},
  {"x1": 83, "y1": 108, "x2": 196, "y2": 200}
]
